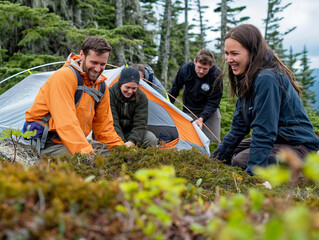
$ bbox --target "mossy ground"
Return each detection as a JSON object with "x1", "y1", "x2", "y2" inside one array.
[
  {"x1": 1, "y1": 146, "x2": 319, "y2": 239},
  {"x1": 50, "y1": 146, "x2": 265, "y2": 197},
  {"x1": 39, "y1": 146, "x2": 319, "y2": 201}
]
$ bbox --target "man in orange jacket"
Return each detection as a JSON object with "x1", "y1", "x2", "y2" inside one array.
[{"x1": 25, "y1": 36, "x2": 124, "y2": 156}]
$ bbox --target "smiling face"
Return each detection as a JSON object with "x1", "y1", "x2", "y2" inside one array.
[
  {"x1": 224, "y1": 38, "x2": 251, "y2": 76},
  {"x1": 80, "y1": 50, "x2": 109, "y2": 82},
  {"x1": 194, "y1": 60, "x2": 212, "y2": 78},
  {"x1": 120, "y1": 82, "x2": 138, "y2": 98}
]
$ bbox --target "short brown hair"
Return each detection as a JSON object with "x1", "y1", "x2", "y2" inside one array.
[
  {"x1": 131, "y1": 64, "x2": 146, "y2": 78},
  {"x1": 195, "y1": 49, "x2": 214, "y2": 66},
  {"x1": 81, "y1": 36, "x2": 112, "y2": 56}
]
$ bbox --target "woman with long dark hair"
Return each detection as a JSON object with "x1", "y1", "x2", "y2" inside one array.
[{"x1": 212, "y1": 24, "x2": 319, "y2": 175}]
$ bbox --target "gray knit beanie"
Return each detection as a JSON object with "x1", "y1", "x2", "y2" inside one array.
[{"x1": 118, "y1": 67, "x2": 140, "y2": 85}]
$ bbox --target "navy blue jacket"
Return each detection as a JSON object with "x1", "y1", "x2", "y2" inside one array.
[
  {"x1": 213, "y1": 70, "x2": 319, "y2": 174},
  {"x1": 144, "y1": 65, "x2": 166, "y2": 97},
  {"x1": 169, "y1": 62, "x2": 222, "y2": 121}
]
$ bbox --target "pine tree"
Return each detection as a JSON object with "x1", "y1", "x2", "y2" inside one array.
[
  {"x1": 213, "y1": 0, "x2": 250, "y2": 54},
  {"x1": 158, "y1": 0, "x2": 172, "y2": 88},
  {"x1": 194, "y1": 0, "x2": 209, "y2": 49},
  {"x1": 297, "y1": 45, "x2": 316, "y2": 109},
  {"x1": 115, "y1": 0, "x2": 125, "y2": 66},
  {"x1": 264, "y1": 0, "x2": 296, "y2": 59},
  {"x1": 184, "y1": 0, "x2": 190, "y2": 63},
  {"x1": 121, "y1": 0, "x2": 160, "y2": 65},
  {"x1": 286, "y1": 46, "x2": 300, "y2": 75}
]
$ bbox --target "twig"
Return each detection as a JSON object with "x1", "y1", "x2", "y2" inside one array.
[{"x1": 232, "y1": 172, "x2": 240, "y2": 193}]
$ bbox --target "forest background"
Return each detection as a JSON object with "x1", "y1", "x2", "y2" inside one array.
[
  {"x1": 2, "y1": 1, "x2": 319, "y2": 238},
  {"x1": 1, "y1": 0, "x2": 319, "y2": 137}
]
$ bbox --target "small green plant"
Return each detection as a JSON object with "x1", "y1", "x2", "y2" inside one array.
[
  {"x1": 0, "y1": 127, "x2": 36, "y2": 162},
  {"x1": 253, "y1": 151, "x2": 319, "y2": 189},
  {"x1": 117, "y1": 166, "x2": 187, "y2": 239}
]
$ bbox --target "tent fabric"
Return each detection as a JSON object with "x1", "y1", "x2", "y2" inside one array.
[{"x1": 0, "y1": 66, "x2": 210, "y2": 155}]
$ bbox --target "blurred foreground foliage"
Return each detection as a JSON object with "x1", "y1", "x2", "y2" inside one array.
[{"x1": 1, "y1": 146, "x2": 319, "y2": 239}]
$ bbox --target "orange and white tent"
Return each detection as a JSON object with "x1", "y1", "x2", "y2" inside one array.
[{"x1": 0, "y1": 66, "x2": 210, "y2": 155}]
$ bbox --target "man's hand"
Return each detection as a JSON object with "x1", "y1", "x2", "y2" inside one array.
[
  {"x1": 125, "y1": 141, "x2": 135, "y2": 147},
  {"x1": 194, "y1": 117, "x2": 204, "y2": 129}
]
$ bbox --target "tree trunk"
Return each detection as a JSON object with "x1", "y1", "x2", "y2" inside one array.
[
  {"x1": 196, "y1": 0, "x2": 205, "y2": 49},
  {"x1": 220, "y1": 0, "x2": 227, "y2": 54},
  {"x1": 264, "y1": 0, "x2": 271, "y2": 40},
  {"x1": 159, "y1": 0, "x2": 172, "y2": 88},
  {"x1": 115, "y1": 0, "x2": 125, "y2": 66},
  {"x1": 184, "y1": 0, "x2": 190, "y2": 63}
]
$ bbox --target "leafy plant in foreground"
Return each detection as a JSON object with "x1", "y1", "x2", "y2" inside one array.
[
  {"x1": 117, "y1": 166, "x2": 187, "y2": 239},
  {"x1": 0, "y1": 127, "x2": 36, "y2": 162},
  {"x1": 254, "y1": 151, "x2": 319, "y2": 188}
]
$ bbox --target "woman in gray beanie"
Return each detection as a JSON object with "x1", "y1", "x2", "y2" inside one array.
[{"x1": 109, "y1": 67, "x2": 157, "y2": 148}]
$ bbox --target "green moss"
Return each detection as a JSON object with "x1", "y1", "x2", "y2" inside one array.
[{"x1": 1, "y1": 147, "x2": 319, "y2": 239}]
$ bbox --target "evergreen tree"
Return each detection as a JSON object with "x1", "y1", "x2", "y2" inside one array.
[
  {"x1": 7, "y1": 0, "x2": 114, "y2": 29},
  {"x1": 213, "y1": 0, "x2": 250, "y2": 54},
  {"x1": 264, "y1": 0, "x2": 296, "y2": 59},
  {"x1": 113, "y1": 0, "x2": 159, "y2": 65},
  {"x1": 0, "y1": 2, "x2": 73, "y2": 60},
  {"x1": 194, "y1": 0, "x2": 209, "y2": 49},
  {"x1": 286, "y1": 46, "x2": 300, "y2": 75},
  {"x1": 158, "y1": 0, "x2": 172, "y2": 88},
  {"x1": 297, "y1": 45, "x2": 316, "y2": 109},
  {"x1": 178, "y1": 0, "x2": 204, "y2": 61},
  {"x1": 115, "y1": 0, "x2": 125, "y2": 66},
  {"x1": 184, "y1": 0, "x2": 190, "y2": 63},
  {"x1": 131, "y1": 0, "x2": 160, "y2": 64},
  {"x1": 0, "y1": 1, "x2": 144, "y2": 81}
]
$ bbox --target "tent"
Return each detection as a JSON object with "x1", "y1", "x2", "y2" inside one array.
[{"x1": 0, "y1": 66, "x2": 210, "y2": 155}]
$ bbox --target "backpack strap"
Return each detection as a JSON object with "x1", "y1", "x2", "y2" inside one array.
[
  {"x1": 67, "y1": 66, "x2": 84, "y2": 107},
  {"x1": 91, "y1": 80, "x2": 106, "y2": 140},
  {"x1": 77, "y1": 85, "x2": 104, "y2": 103},
  {"x1": 95, "y1": 80, "x2": 106, "y2": 109},
  {"x1": 39, "y1": 113, "x2": 51, "y2": 151},
  {"x1": 68, "y1": 65, "x2": 106, "y2": 109},
  {"x1": 28, "y1": 66, "x2": 106, "y2": 153}
]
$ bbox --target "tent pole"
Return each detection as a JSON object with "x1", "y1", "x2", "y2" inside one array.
[{"x1": 0, "y1": 61, "x2": 65, "y2": 84}]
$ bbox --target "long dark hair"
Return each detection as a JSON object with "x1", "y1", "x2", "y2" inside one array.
[{"x1": 225, "y1": 24, "x2": 301, "y2": 98}]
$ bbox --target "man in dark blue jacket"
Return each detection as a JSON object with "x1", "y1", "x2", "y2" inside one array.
[{"x1": 168, "y1": 49, "x2": 223, "y2": 142}]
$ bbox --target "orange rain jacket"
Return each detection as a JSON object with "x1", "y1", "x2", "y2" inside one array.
[{"x1": 25, "y1": 53, "x2": 124, "y2": 154}]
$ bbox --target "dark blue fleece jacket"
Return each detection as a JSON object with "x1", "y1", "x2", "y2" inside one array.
[
  {"x1": 213, "y1": 70, "x2": 319, "y2": 175},
  {"x1": 169, "y1": 62, "x2": 222, "y2": 121}
]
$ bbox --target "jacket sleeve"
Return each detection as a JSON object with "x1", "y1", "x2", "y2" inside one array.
[
  {"x1": 126, "y1": 94, "x2": 148, "y2": 145},
  {"x1": 145, "y1": 65, "x2": 166, "y2": 96},
  {"x1": 212, "y1": 99, "x2": 250, "y2": 160},
  {"x1": 152, "y1": 76, "x2": 166, "y2": 96},
  {"x1": 246, "y1": 73, "x2": 281, "y2": 175},
  {"x1": 168, "y1": 66, "x2": 185, "y2": 103},
  {"x1": 94, "y1": 86, "x2": 124, "y2": 148},
  {"x1": 46, "y1": 68, "x2": 94, "y2": 154},
  {"x1": 198, "y1": 68, "x2": 223, "y2": 121}
]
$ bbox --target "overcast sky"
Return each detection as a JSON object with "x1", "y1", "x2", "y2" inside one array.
[{"x1": 199, "y1": 0, "x2": 319, "y2": 69}]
